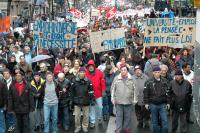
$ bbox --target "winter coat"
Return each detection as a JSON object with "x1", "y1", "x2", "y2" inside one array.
[
  {"x1": 144, "y1": 58, "x2": 160, "y2": 78},
  {"x1": 8, "y1": 80, "x2": 35, "y2": 114},
  {"x1": 170, "y1": 79, "x2": 192, "y2": 113},
  {"x1": 144, "y1": 77, "x2": 170, "y2": 105},
  {"x1": 176, "y1": 55, "x2": 194, "y2": 70},
  {"x1": 111, "y1": 73, "x2": 135, "y2": 105},
  {"x1": 65, "y1": 72, "x2": 75, "y2": 82},
  {"x1": 0, "y1": 81, "x2": 8, "y2": 108},
  {"x1": 86, "y1": 60, "x2": 106, "y2": 99},
  {"x1": 56, "y1": 78, "x2": 71, "y2": 107},
  {"x1": 31, "y1": 78, "x2": 45, "y2": 109},
  {"x1": 40, "y1": 81, "x2": 61, "y2": 101},
  {"x1": 161, "y1": 74, "x2": 173, "y2": 83},
  {"x1": 104, "y1": 73, "x2": 115, "y2": 95},
  {"x1": 80, "y1": 51, "x2": 94, "y2": 66},
  {"x1": 133, "y1": 74, "x2": 148, "y2": 105},
  {"x1": 54, "y1": 64, "x2": 63, "y2": 76},
  {"x1": 71, "y1": 77, "x2": 94, "y2": 106}
]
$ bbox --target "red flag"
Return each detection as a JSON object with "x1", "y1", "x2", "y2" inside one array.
[
  {"x1": 107, "y1": 6, "x2": 116, "y2": 20},
  {"x1": 68, "y1": 8, "x2": 82, "y2": 18},
  {"x1": 0, "y1": 16, "x2": 10, "y2": 32}
]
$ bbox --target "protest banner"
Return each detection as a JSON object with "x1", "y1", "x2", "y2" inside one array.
[
  {"x1": 90, "y1": 28, "x2": 126, "y2": 53},
  {"x1": 33, "y1": 20, "x2": 77, "y2": 49},
  {"x1": 194, "y1": 0, "x2": 200, "y2": 8},
  {"x1": 143, "y1": 18, "x2": 196, "y2": 48},
  {"x1": 0, "y1": 16, "x2": 10, "y2": 32}
]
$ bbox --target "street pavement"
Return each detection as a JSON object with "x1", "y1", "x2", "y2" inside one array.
[{"x1": 16, "y1": 108, "x2": 200, "y2": 133}]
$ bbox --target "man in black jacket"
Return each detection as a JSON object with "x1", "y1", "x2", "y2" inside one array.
[
  {"x1": 0, "y1": 79, "x2": 8, "y2": 133},
  {"x1": 3, "y1": 69, "x2": 16, "y2": 132},
  {"x1": 56, "y1": 72, "x2": 71, "y2": 131},
  {"x1": 144, "y1": 66, "x2": 170, "y2": 133},
  {"x1": 8, "y1": 71, "x2": 34, "y2": 133},
  {"x1": 71, "y1": 67, "x2": 94, "y2": 133},
  {"x1": 170, "y1": 70, "x2": 192, "y2": 133}
]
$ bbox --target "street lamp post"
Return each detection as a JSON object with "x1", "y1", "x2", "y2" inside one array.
[
  {"x1": 52, "y1": 0, "x2": 54, "y2": 20},
  {"x1": 179, "y1": 0, "x2": 182, "y2": 17}
]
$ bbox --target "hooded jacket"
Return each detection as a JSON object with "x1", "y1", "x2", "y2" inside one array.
[
  {"x1": 86, "y1": 60, "x2": 106, "y2": 99},
  {"x1": 31, "y1": 78, "x2": 45, "y2": 109}
]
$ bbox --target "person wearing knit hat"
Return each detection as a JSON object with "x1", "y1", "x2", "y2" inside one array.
[
  {"x1": 153, "y1": 66, "x2": 161, "y2": 72},
  {"x1": 120, "y1": 63, "x2": 129, "y2": 71},
  {"x1": 174, "y1": 70, "x2": 183, "y2": 76},
  {"x1": 72, "y1": 65, "x2": 95, "y2": 133},
  {"x1": 8, "y1": 68, "x2": 35, "y2": 133},
  {"x1": 144, "y1": 64, "x2": 170, "y2": 133},
  {"x1": 170, "y1": 69, "x2": 193, "y2": 133},
  {"x1": 33, "y1": 72, "x2": 41, "y2": 77},
  {"x1": 79, "y1": 67, "x2": 86, "y2": 72},
  {"x1": 111, "y1": 62, "x2": 135, "y2": 133},
  {"x1": 31, "y1": 71, "x2": 45, "y2": 131},
  {"x1": 134, "y1": 65, "x2": 141, "y2": 71},
  {"x1": 133, "y1": 65, "x2": 150, "y2": 128}
]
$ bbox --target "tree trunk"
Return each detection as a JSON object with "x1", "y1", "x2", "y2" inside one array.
[{"x1": 7, "y1": 0, "x2": 12, "y2": 16}]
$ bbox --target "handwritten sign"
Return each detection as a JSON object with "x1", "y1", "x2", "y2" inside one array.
[
  {"x1": 33, "y1": 20, "x2": 77, "y2": 48},
  {"x1": 0, "y1": 16, "x2": 10, "y2": 32},
  {"x1": 194, "y1": 0, "x2": 200, "y2": 8},
  {"x1": 90, "y1": 28, "x2": 126, "y2": 53},
  {"x1": 143, "y1": 18, "x2": 196, "y2": 48}
]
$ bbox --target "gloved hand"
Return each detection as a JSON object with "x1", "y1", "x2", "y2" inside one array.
[
  {"x1": 69, "y1": 101, "x2": 74, "y2": 111},
  {"x1": 166, "y1": 104, "x2": 170, "y2": 110},
  {"x1": 145, "y1": 104, "x2": 149, "y2": 110}
]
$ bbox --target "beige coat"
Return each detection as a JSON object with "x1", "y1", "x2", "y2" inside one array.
[{"x1": 111, "y1": 73, "x2": 135, "y2": 105}]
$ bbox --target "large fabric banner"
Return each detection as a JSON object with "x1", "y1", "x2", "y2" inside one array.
[{"x1": 33, "y1": 20, "x2": 77, "y2": 48}]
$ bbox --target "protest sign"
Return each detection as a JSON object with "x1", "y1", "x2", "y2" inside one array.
[
  {"x1": 90, "y1": 28, "x2": 126, "y2": 53},
  {"x1": 143, "y1": 18, "x2": 196, "y2": 48},
  {"x1": 194, "y1": 0, "x2": 200, "y2": 8},
  {"x1": 0, "y1": 16, "x2": 10, "y2": 32},
  {"x1": 33, "y1": 20, "x2": 77, "y2": 49}
]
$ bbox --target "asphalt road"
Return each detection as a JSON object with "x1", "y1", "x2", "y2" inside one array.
[{"x1": 12, "y1": 109, "x2": 200, "y2": 133}]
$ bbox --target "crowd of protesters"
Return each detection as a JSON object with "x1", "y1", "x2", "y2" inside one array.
[{"x1": 0, "y1": 6, "x2": 196, "y2": 133}]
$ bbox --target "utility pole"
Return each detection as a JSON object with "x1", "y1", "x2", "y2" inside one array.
[{"x1": 52, "y1": 0, "x2": 54, "y2": 20}]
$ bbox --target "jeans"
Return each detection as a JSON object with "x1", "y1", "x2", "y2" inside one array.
[
  {"x1": 150, "y1": 103, "x2": 168, "y2": 133},
  {"x1": 0, "y1": 108, "x2": 5, "y2": 133},
  {"x1": 103, "y1": 95, "x2": 113, "y2": 116},
  {"x1": 44, "y1": 104, "x2": 58, "y2": 133},
  {"x1": 6, "y1": 111, "x2": 16, "y2": 128},
  {"x1": 58, "y1": 106, "x2": 70, "y2": 129},
  {"x1": 89, "y1": 97, "x2": 103, "y2": 124}
]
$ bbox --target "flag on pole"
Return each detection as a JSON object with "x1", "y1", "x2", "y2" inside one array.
[
  {"x1": 68, "y1": 8, "x2": 82, "y2": 18},
  {"x1": 107, "y1": 6, "x2": 116, "y2": 20}
]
